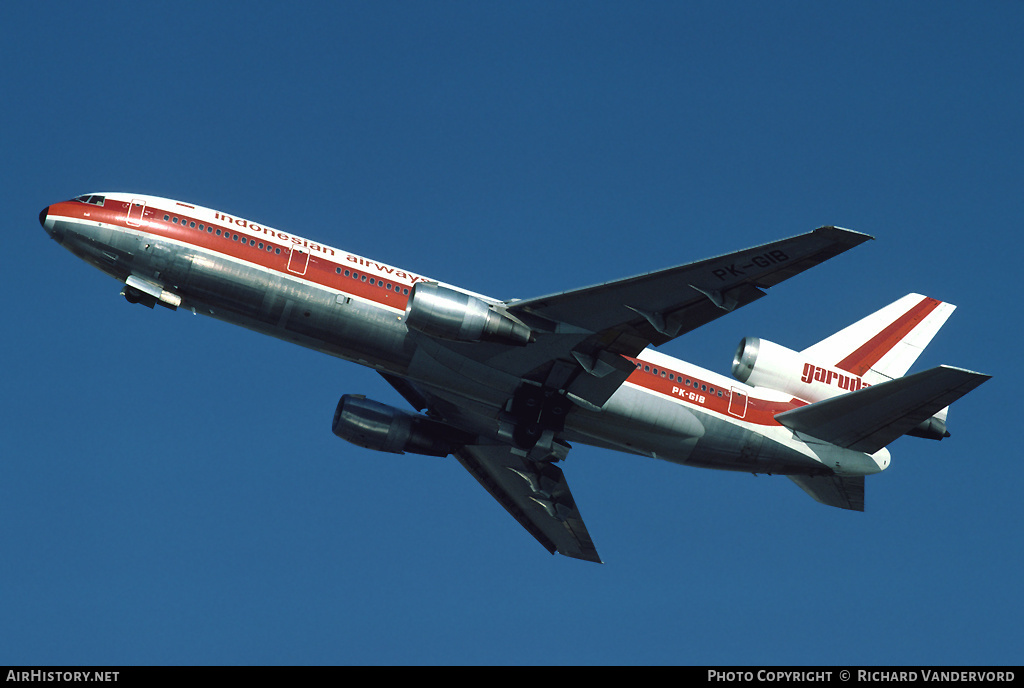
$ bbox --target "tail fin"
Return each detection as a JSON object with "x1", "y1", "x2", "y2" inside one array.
[{"x1": 802, "y1": 293, "x2": 956, "y2": 386}]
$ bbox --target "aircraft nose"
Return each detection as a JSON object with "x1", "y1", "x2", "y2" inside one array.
[{"x1": 39, "y1": 205, "x2": 61, "y2": 241}]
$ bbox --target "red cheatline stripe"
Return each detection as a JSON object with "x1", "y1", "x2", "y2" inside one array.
[{"x1": 836, "y1": 296, "x2": 942, "y2": 375}]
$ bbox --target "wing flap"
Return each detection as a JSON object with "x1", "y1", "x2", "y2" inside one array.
[{"x1": 774, "y1": 365, "x2": 990, "y2": 454}]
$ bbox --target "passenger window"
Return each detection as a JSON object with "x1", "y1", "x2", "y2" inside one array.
[
  {"x1": 172, "y1": 217, "x2": 179, "y2": 223},
  {"x1": 163, "y1": 215, "x2": 170, "y2": 221},
  {"x1": 190, "y1": 221, "x2": 196, "y2": 228}
]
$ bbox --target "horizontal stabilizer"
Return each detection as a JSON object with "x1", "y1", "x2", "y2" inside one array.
[
  {"x1": 788, "y1": 474, "x2": 865, "y2": 511},
  {"x1": 774, "y1": 365, "x2": 990, "y2": 454}
]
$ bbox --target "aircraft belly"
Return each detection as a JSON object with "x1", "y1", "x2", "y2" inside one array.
[
  {"x1": 565, "y1": 383, "x2": 825, "y2": 476},
  {"x1": 564, "y1": 385, "x2": 705, "y2": 463},
  {"x1": 686, "y1": 415, "x2": 825, "y2": 475},
  {"x1": 405, "y1": 337, "x2": 524, "y2": 408}
]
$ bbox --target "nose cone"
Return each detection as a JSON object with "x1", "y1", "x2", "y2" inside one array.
[{"x1": 39, "y1": 205, "x2": 61, "y2": 242}]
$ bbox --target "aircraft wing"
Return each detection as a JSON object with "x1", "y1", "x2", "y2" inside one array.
[
  {"x1": 453, "y1": 444, "x2": 602, "y2": 563},
  {"x1": 508, "y1": 226, "x2": 872, "y2": 358},
  {"x1": 410, "y1": 226, "x2": 872, "y2": 413},
  {"x1": 379, "y1": 373, "x2": 602, "y2": 563}
]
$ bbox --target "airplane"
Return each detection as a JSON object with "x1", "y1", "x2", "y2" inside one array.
[{"x1": 38, "y1": 193, "x2": 990, "y2": 563}]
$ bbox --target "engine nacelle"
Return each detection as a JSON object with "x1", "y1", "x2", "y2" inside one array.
[
  {"x1": 733, "y1": 337, "x2": 952, "y2": 442},
  {"x1": 404, "y1": 282, "x2": 532, "y2": 346},
  {"x1": 906, "y1": 415, "x2": 950, "y2": 440},
  {"x1": 332, "y1": 395, "x2": 471, "y2": 457},
  {"x1": 731, "y1": 337, "x2": 867, "y2": 404}
]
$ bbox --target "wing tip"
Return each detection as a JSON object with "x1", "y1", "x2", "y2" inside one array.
[
  {"x1": 814, "y1": 225, "x2": 875, "y2": 245},
  {"x1": 560, "y1": 549, "x2": 604, "y2": 564}
]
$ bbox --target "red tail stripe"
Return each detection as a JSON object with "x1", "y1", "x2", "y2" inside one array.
[{"x1": 835, "y1": 296, "x2": 942, "y2": 375}]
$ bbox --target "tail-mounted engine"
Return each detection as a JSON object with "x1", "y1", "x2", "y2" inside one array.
[
  {"x1": 332, "y1": 395, "x2": 472, "y2": 457},
  {"x1": 732, "y1": 337, "x2": 949, "y2": 440},
  {"x1": 404, "y1": 282, "x2": 532, "y2": 346},
  {"x1": 731, "y1": 337, "x2": 867, "y2": 404}
]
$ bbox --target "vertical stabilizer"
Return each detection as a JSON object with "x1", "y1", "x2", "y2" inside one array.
[{"x1": 801, "y1": 294, "x2": 956, "y2": 386}]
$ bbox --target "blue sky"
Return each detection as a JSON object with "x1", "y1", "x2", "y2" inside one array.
[{"x1": 3, "y1": 1, "x2": 1021, "y2": 665}]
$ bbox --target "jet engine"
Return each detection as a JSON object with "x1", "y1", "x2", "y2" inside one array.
[
  {"x1": 732, "y1": 337, "x2": 951, "y2": 441},
  {"x1": 731, "y1": 337, "x2": 867, "y2": 404},
  {"x1": 404, "y1": 282, "x2": 532, "y2": 346},
  {"x1": 332, "y1": 394, "x2": 472, "y2": 457}
]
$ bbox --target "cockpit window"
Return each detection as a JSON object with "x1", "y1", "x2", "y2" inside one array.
[{"x1": 73, "y1": 194, "x2": 106, "y2": 206}]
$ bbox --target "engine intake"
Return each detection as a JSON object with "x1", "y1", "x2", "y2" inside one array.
[
  {"x1": 732, "y1": 336, "x2": 866, "y2": 403},
  {"x1": 405, "y1": 282, "x2": 532, "y2": 346},
  {"x1": 732, "y1": 337, "x2": 808, "y2": 393},
  {"x1": 332, "y1": 395, "x2": 472, "y2": 457}
]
